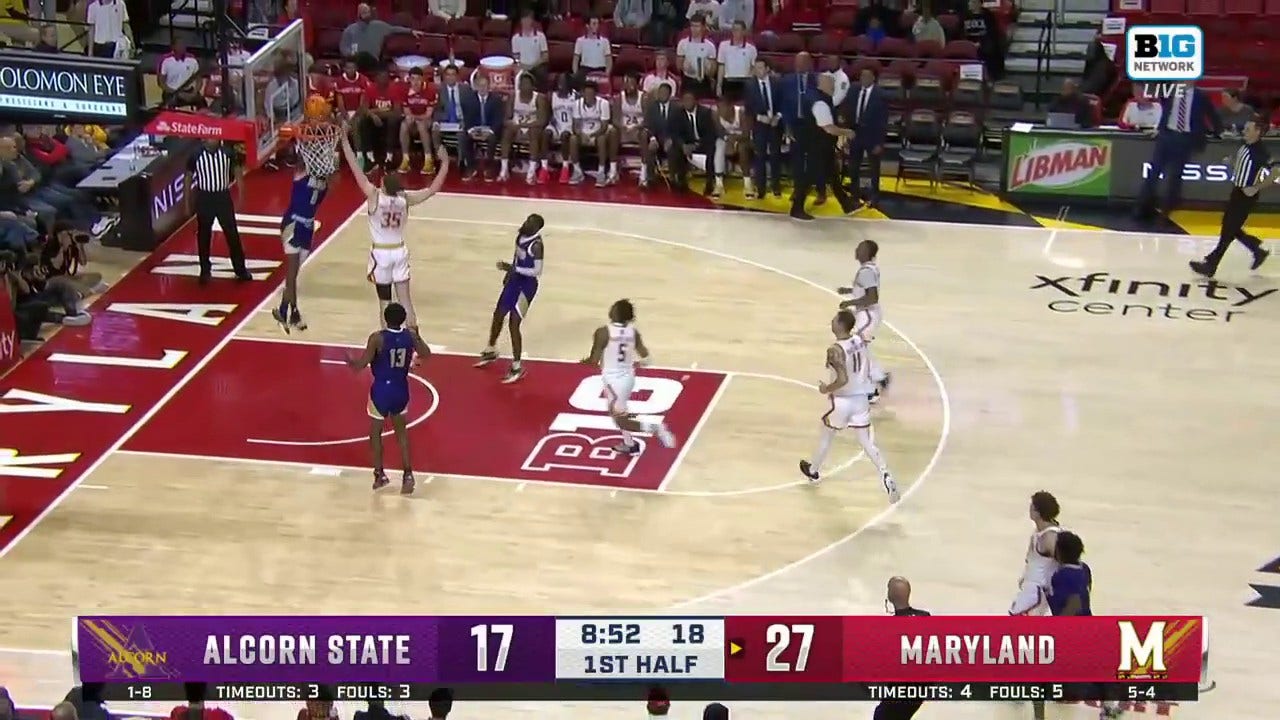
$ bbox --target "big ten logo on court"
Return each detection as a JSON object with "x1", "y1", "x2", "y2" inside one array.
[
  {"x1": 1126, "y1": 25, "x2": 1203, "y2": 82},
  {"x1": 522, "y1": 375, "x2": 686, "y2": 478},
  {"x1": 1029, "y1": 271, "x2": 1276, "y2": 323}
]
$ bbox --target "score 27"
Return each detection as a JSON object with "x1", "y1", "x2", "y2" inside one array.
[{"x1": 724, "y1": 616, "x2": 844, "y2": 683}]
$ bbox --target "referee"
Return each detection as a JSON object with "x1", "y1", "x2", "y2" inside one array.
[
  {"x1": 873, "y1": 576, "x2": 930, "y2": 720},
  {"x1": 189, "y1": 139, "x2": 251, "y2": 285},
  {"x1": 790, "y1": 73, "x2": 857, "y2": 221},
  {"x1": 1190, "y1": 114, "x2": 1274, "y2": 278}
]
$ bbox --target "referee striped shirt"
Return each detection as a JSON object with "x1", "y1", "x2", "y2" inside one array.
[
  {"x1": 1231, "y1": 141, "x2": 1271, "y2": 189},
  {"x1": 188, "y1": 145, "x2": 237, "y2": 192}
]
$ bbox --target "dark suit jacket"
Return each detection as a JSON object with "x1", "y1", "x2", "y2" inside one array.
[
  {"x1": 434, "y1": 82, "x2": 465, "y2": 123},
  {"x1": 1157, "y1": 88, "x2": 1222, "y2": 149},
  {"x1": 744, "y1": 75, "x2": 783, "y2": 121},
  {"x1": 672, "y1": 105, "x2": 717, "y2": 146},
  {"x1": 644, "y1": 99, "x2": 679, "y2": 139},
  {"x1": 843, "y1": 84, "x2": 888, "y2": 145},
  {"x1": 780, "y1": 71, "x2": 819, "y2": 127},
  {"x1": 461, "y1": 88, "x2": 506, "y2": 131}
]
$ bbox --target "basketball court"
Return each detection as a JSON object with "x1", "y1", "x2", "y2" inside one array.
[{"x1": 0, "y1": 182, "x2": 1277, "y2": 720}]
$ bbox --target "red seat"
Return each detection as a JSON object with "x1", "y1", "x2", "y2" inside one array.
[
  {"x1": 937, "y1": 13, "x2": 960, "y2": 40},
  {"x1": 417, "y1": 15, "x2": 447, "y2": 33},
  {"x1": 1187, "y1": 0, "x2": 1222, "y2": 12},
  {"x1": 482, "y1": 37, "x2": 511, "y2": 57},
  {"x1": 1146, "y1": 0, "x2": 1185, "y2": 11},
  {"x1": 314, "y1": 27, "x2": 342, "y2": 57},
  {"x1": 616, "y1": 45, "x2": 646, "y2": 74},
  {"x1": 390, "y1": 11, "x2": 414, "y2": 29},
  {"x1": 417, "y1": 34, "x2": 449, "y2": 59},
  {"x1": 1223, "y1": 0, "x2": 1262, "y2": 11},
  {"x1": 922, "y1": 59, "x2": 957, "y2": 89},
  {"x1": 569, "y1": 0, "x2": 592, "y2": 17},
  {"x1": 886, "y1": 58, "x2": 918, "y2": 85},
  {"x1": 1201, "y1": 17, "x2": 1238, "y2": 37},
  {"x1": 482, "y1": 18, "x2": 512, "y2": 37},
  {"x1": 852, "y1": 57, "x2": 883, "y2": 78},
  {"x1": 915, "y1": 39, "x2": 943, "y2": 58},
  {"x1": 942, "y1": 39, "x2": 978, "y2": 60},
  {"x1": 1267, "y1": 0, "x2": 1280, "y2": 13},
  {"x1": 448, "y1": 16, "x2": 481, "y2": 37},
  {"x1": 825, "y1": 7, "x2": 856, "y2": 29},
  {"x1": 774, "y1": 32, "x2": 806, "y2": 53},
  {"x1": 451, "y1": 35, "x2": 481, "y2": 65},
  {"x1": 613, "y1": 26, "x2": 642, "y2": 45},
  {"x1": 877, "y1": 37, "x2": 912, "y2": 58},
  {"x1": 760, "y1": 51, "x2": 794, "y2": 73},
  {"x1": 385, "y1": 33, "x2": 415, "y2": 56},
  {"x1": 808, "y1": 32, "x2": 842, "y2": 56},
  {"x1": 549, "y1": 41, "x2": 575, "y2": 71},
  {"x1": 754, "y1": 32, "x2": 780, "y2": 52},
  {"x1": 842, "y1": 34, "x2": 875, "y2": 54},
  {"x1": 546, "y1": 20, "x2": 580, "y2": 43}
]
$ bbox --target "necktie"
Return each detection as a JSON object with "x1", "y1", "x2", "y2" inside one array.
[
  {"x1": 798, "y1": 75, "x2": 806, "y2": 114},
  {"x1": 479, "y1": 94, "x2": 487, "y2": 125},
  {"x1": 761, "y1": 80, "x2": 772, "y2": 115},
  {"x1": 449, "y1": 87, "x2": 458, "y2": 122},
  {"x1": 858, "y1": 87, "x2": 869, "y2": 124},
  {"x1": 1176, "y1": 95, "x2": 1189, "y2": 133},
  {"x1": 661, "y1": 102, "x2": 668, "y2": 122},
  {"x1": 690, "y1": 111, "x2": 698, "y2": 140}
]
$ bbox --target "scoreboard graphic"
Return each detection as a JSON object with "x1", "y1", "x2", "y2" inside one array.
[{"x1": 76, "y1": 615, "x2": 1203, "y2": 703}]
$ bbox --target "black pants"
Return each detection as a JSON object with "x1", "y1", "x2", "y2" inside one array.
[
  {"x1": 682, "y1": 75, "x2": 714, "y2": 99},
  {"x1": 848, "y1": 138, "x2": 883, "y2": 202},
  {"x1": 873, "y1": 701, "x2": 922, "y2": 720},
  {"x1": 91, "y1": 42, "x2": 116, "y2": 58},
  {"x1": 792, "y1": 132, "x2": 852, "y2": 212},
  {"x1": 788, "y1": 124, "x2": 825, "y2": 198},
  {"x1": 670, "y1": 137, "x2": 716, "y2": 193},
  {"x1": 1204, "y1": 187, "x2": 1264, "y2": 272},
  {"x1": 360, "y1": 114, "x2": 402, "y2": 166},
  {"x1": 195, "y1": 190, "x2": 247, "y2": 276}
]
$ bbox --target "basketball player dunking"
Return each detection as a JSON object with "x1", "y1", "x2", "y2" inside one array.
[
  {"x1": 339, "y1": 130, "x2": 450, "y2": 331},
  {"x1": 1011, "y1": 491, "x2": 1062, "y2": 617},
  {"x1": 346, "y1": 302, "x2": 432, "y2": 494},
  {"x1": 475, "y1": 213, "x2": 546, "y2": 383},
  {"x1": 581, "y1": 299, "x2": 676, "y2": 453},
  {"x1": 800, "y1": 309, "x2": 899, "y2": 503},
  {"x1": 271, "y1": 125, "x2": 332, "y2": 333},
  {"x1": 837, "y1": 240, "x2": 891, "y2": 403}
]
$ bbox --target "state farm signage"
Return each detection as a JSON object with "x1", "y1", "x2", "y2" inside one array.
[{"x1": 147, "y1": 111, "x2": 252, "y2": 142}]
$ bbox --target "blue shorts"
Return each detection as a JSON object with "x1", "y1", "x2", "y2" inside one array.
[
  {"x1": 367, "y1": 381, "x2": 410, "y2": 419},
  {"x1": 497, "y1": 278, "x2": 538, "y2": 318},
  {"x1": 282, "y1": 216, "x2": 318, "y2": 255}
]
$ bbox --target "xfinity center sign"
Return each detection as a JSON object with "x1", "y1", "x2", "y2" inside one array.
[{"x1": 0, "y1": 50, "x2": 142, "y2": 121}]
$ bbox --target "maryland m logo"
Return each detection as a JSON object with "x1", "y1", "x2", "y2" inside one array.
[{"x1": 1117, "y1": 619, "x2": 1200, "y2": 680}]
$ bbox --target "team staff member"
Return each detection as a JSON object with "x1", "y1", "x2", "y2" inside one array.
[
  {"x1": 1190, "y1": 115, "x2": 1275, "y2": 278},
  {"x1": 190, "y1": 139, "x2": 250, "y2": 285},
  {"x1": 844, "y1": 67, "x2": 888, "y2": 207},
  {"x1": 1135, "y1": 82, "x2": 1221, "y2": 221},
  {"x1": 790, "y1": 73, "x2": 856, "y2": 221},
  {"x1": 874, "y1": 576, "x2": 929, "y2": 720}
]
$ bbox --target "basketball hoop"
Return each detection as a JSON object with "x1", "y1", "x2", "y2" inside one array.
[{"x1": 282, "y1": 118, "x2": 342, "y2": 179}]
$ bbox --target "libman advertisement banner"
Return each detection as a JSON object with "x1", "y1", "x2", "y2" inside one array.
[{"x1": 1005, "y1": 135, "x2": 1113, "y2": 197}]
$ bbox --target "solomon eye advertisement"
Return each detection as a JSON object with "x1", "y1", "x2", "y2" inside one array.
[
  {"x1": 1001, "y1": 128, "x2": 1280, "y2": 208},
  {"x1": 0, "y1": 50, "x2": 143, "y2": 122}
]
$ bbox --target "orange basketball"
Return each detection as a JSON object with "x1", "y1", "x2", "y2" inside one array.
[{"x1": 304, "y1": 93, "x2": 331, "y2": 120}]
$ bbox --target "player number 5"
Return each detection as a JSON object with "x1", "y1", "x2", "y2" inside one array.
[
  {"x1": 765, "y1": 623, "x2": 814, "y2": 672},
  {"x1": 470, "y1": 623, "x2": 513, "y2": 672}
]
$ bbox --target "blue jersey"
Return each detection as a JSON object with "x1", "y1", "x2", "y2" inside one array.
[
  {"x1": 1048, "y1": 563, "x2": 1093, "y2": 616},
  {"x1": 497, "y1": 232, "x2": 540, "y2": 318},
  {"x1": 366, "y1": 328, "x2": 415, "y2": 419},
  {"x1": 281, "y1": 174, "x2": 328, "y2": 252}
]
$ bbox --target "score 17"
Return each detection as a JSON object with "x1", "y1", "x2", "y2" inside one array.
[{"x1": 723, "y1": 617, "x2": 844, "y2": 683}]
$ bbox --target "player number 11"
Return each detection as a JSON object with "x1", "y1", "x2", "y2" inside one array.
[
  {"x1": 765, "y1": 623, "x2": 814, "y2": 672},
  {"x1": 470, "y1": 624, "x2": 513, "y2": 672}
]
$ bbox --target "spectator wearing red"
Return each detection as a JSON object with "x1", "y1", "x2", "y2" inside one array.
[
  {"x1": 27, "y1": 128, "x2": 91, "y2": 187},
  {"x1": 334, "y1": 58, "x2": 372, "y2": 163},
  {"x1": 170, "y1": 683, "x2": 233, "y2": 720},
  {"x1": 360, "y1": 67, "x2": 405, "y2": 171},
  {"x1": 399, "y1": 67, "x2": 438, "y2": 173}
]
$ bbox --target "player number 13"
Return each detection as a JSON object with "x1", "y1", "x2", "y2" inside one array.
[
  {"x1": 471, "y1": 623, "x2": 514, "y2": 672},
  {"x1": 765, "y1": 623, "x2": 814, "y2": 672}
]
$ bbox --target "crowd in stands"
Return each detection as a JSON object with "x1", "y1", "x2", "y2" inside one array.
[{"x1": 1, "y1": 125, "x2": 117, "y2": 342}]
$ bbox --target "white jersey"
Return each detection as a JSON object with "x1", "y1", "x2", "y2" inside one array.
[
  {"x1": 619, "y1": 90, "x2": 645, "y2": 128},
  {"x1": 831, "y1": 336, "x2": 872, "y2": 397},
  {"x1": 368, "y1": 191, "x2": 407, "y2": 248},
  {"x1": 574, "y1": 96, "x2": 610, "y2": 135},
  {"x1": 851, "y1": 260, "x2": 882, "y2": 340},
  {"x1": 1021, "y1": 525, "x2": 1062, "y2": 588},
  {"x1": 550, "y1": 91, "x2": 577, "y2": 132},
  {"x1": 717, "y1": 105, "x2": 744, "y2": 137},
  {"x1": 602, "y1": 322, "x2": 638, "y2": 377},
  {"x1": 512, "y1": 91, "x2": 539, "y2": 125}
]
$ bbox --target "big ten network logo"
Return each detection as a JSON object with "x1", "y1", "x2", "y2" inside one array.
[
  {"x1": 1126, "y1": 25, "x2": 1204, "y2": 84},
  {"x1": 522, "y1": 375, "x2": 687, "y2": 479},
  {"x1": 1030, "y1": 271, "x2": 1276, "y2": 322}
]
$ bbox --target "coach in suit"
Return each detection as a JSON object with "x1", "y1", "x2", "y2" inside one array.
[
  {"x1": 781, "y1": 53, "x2": 822, "y2": 201},
  {"x1": 642, "y1": 83, "x2": 680, "y2": 184},
  {"x1": 458, "y1": 75, "x2": 506, "y2": 178},
  {"x1": 672, "y1": 89, "x2": 718, "y2": 195},
  {"x1": 843, "y1": 67, "x2": 889, "y2": 207},
  {"x1": 1135, "y1": 83, "x2": 1222, "y2": 220},
  {"x1": 745, "y1": 58, "x2": 783, "y2": 197}
]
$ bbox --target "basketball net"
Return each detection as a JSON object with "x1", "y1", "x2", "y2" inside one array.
[{"x1": 293, "y1": 119, "x2": 342, "y2": 180}]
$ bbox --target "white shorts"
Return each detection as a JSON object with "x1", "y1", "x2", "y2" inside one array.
[
  {"x1": 367, "y1": 246, "x2": 410, "y2": 285},
  {"x1": 855, "y1": 307, "x2": 882, "y2": 342},
  {"x1": 602, "y1": 372, "x2": 635, "y2": 414},
  {"x1": 547, "y1": 122, "x2": 573, "y2": 138},
  {"x1": 1009, "y1": 581, "x2": 1050, "y2": 616},
  {"x1": 823, "y1": 393, "x2": 870, "y2": 430}
]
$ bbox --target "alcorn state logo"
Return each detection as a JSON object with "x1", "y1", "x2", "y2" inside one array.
[{"x1": 1031, "y1": 272, "x2": 1276, "y2": 322}]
